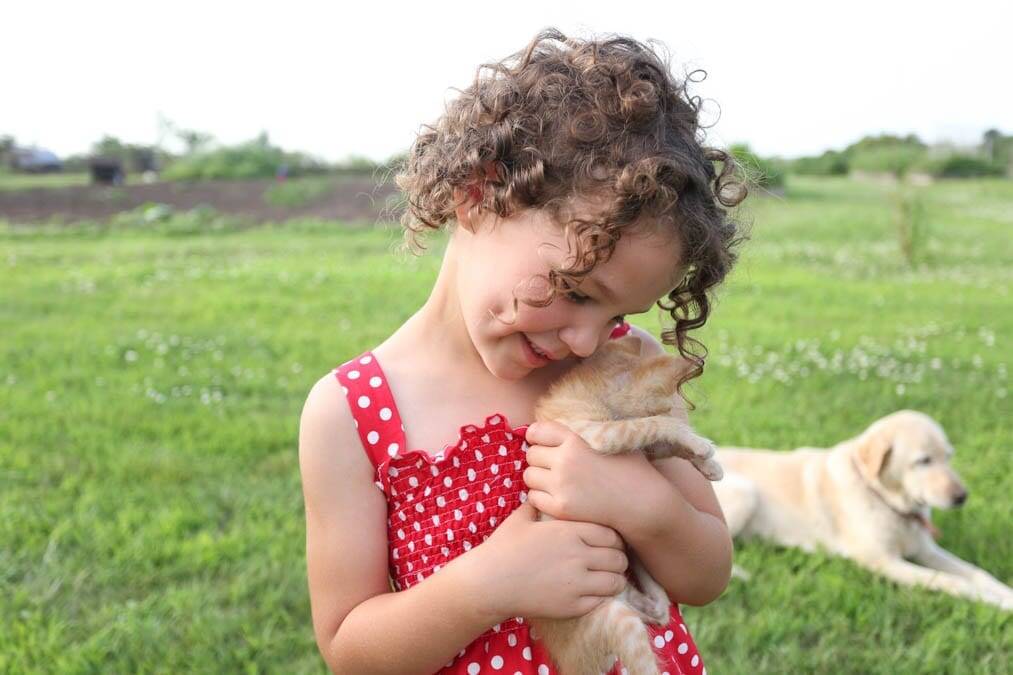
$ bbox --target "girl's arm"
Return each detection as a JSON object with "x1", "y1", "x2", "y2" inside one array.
[{"x1": 299, "y1": 374, "x2": 498, "y2": 675}]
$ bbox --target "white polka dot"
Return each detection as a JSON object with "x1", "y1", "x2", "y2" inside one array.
[
  {"x1": 677, "y1": 643, "x2": 688, "y2": 654},
  {"x1": 463, "y1": 541, "x2": 472, "y2": 551},
  {"x1": 476, "y1": 502, "x2": 485, "y2": 513},
  {"x1": 425, "y1": 533, "x2": 432, "y2": 545},
  {"x1": 518, "y1": 491, "x2": 527, "y2": 503},
  {"x1": 437, "y1": 496, "x2": 447, "y2": 507},
  {"x1": 454, "y1": 509, "x2": 463, "y2": 520},
  {"x1": 415, "y1": 503, "x2": 424, "y2": 513},
  {"x1": 691, "y1": 655, "x2": 699, "y2": 667},
  {"x1": 537, "y1": 665, "x2": 549, "y2": 674},
  {"x1": 483, "y1": 483, "x2": 491, "y2": 494},
  {"x1": 469, "y1": 522, "x2": 478, "y2": 534},
  {"x1": 498, "y1": 496, "x2": 506, "y2": 507},
  {"x1": 522, "y1": 647, "x2": 532, "y2": 661},
  {"x1": 446, "y1": 529, "x2": 454, "y2": 541},
  {"x1": 444, "y1": 477, "x2": 453, "y2": 488},
  {"x1": 359, "y1": 355, "x2": 372, "y2": 364},
  {"x1": 357, "y1": 395, "x2": 370, "y2": 408},
  {"x1": 489, "y1": 415, "x2": 501, "y2": 424},
  {"x1": 369, "y1": 376, "x2": 382, "y2": 388},
  {"x1": 507, "y1": 634, "x2": 517, "y2": 647},
  {"x1": 459, "y1": 488, "x2": 469, "y2": 500},
  {"x1": 475, "y1": 449, "x2": 484, "y2": 460},
  {"x1": 430, "y1": 465, "x2": 440, "y2": 476},
  {"x1": 664, "y1": 629, "x2": 674, "y2": 642},
  {"x1": 366, "y1": 430, "x2": 379, "y2": 445},
  {"x1": 379, "y1": 407, "x2": 392, "y2": 421},
  {"x1": 490, "y1": 463, "x2": 499, "y2": 474},
  {"x1": 387, "y1": 443, "x2": 399, "y2": 457},
  {"x1": 397, "y1": 529, "x2": 405, "y2": 539},
  {"x1": 347, "y1": 370, "x2": 360, "y2": 379},
  {"x1": 498, "y1": 444, "x2": 508, "y2": 456},
  {"x1": 490, "y1": 655, "x2": 504, "y2": 669},
  {"x1": 654, "y1": 635, "x2": 665, "y2": 648},
  {"x1": 408, "y1": 476, "x2": 419, "y2": 488},
  {"x1": 388, "y1": 466, "x2": 399, "y2": 477},
  {"x1": 504, "y1": 477, "x2": 512, "y2": 488},
  {"x1": 468, "y1": 468, "x2": 477, "y2": 481},
  {"x1": 432, "y1": 515, "x2": 440, "y2": 526}
]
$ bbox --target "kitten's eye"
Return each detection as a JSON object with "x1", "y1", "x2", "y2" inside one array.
[{"x1": 915, "y1": 456, "x2": 932, "y2": 466}]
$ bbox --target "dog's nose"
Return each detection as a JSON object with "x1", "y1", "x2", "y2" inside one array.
[{"x1": 952, "y1": 490, "x2": 968, "y2": 507}]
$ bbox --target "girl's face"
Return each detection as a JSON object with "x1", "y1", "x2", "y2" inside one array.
[{"x1": 451, "y1": 202, "x2": 684, "y2": 381}]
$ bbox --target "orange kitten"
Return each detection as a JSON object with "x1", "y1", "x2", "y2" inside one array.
[{"x1": 528, "y1": 335, "x2": 722, "y2": 675}]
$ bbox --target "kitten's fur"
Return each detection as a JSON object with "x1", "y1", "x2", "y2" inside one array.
[{"x1": 528, "y1": 335, "x2": 722, "y2": 675}]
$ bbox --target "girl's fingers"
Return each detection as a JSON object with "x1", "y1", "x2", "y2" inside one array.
[
  {"x1": 583, "y1": 570, "x2": 626, "y2": 596},
  {"x1": 586, "y1": 546, "x2": 629, "y2": 574},
  {"x1": 574, "y1": 521, "x2": 626, "y2": 551},
  {"x1": 522, "y1": 465, "x2": 552, "y2": 491},
  {"x1": 525, "y1": 420, "x2": 572, "y2": 446}
]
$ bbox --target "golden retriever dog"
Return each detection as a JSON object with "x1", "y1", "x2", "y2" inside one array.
[{"x1": 713, "y1": 410, "x2": 1013, "y2": 610}]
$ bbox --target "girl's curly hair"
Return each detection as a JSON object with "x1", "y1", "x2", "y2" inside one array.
[{"x1": 393, "y1": 28, "x2": 750, "y2": 408}]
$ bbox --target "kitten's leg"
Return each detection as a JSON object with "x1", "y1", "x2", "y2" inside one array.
[
  {"x1": 628, "y1": 558, "x2": 671, "y2": 625},
  {"x1": 570, "y1": 417, "x2": 723, "y2": 480}
]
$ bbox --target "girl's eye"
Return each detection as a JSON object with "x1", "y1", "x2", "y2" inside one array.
[
  {"x1": 565, "y1": 290, "x2": 591, "y2": 304},
  {"x1": 565, "y1": 291, "x2": 625, "y2": 324}
]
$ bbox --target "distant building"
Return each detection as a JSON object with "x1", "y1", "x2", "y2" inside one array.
[{"x1": 11, "y1": 146, "x2": 62, "y2": 173}]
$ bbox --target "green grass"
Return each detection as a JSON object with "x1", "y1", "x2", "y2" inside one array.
[
  {"x1": 0, "y1": 172, "x2": 93, "y2": 190},
  {"x1": 1, "y1": 176, "x2": 1010, "y2": 673}
]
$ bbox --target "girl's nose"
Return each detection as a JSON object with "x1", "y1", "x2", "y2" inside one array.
[{"x1": 558, "y1": 323, "x2": 600, "y2": 358}]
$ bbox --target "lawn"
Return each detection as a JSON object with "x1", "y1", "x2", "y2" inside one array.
[{"x1": 1, "y1": 176, "x2": 1010, "y2": 673}]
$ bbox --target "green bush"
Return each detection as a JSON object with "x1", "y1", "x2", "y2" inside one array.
[
  {"x1": 792, "y1": 150, "x2": 849, "y2": 176},
  {"x1": 163, "y1": 133, "x2": 328, "y2": 181},
  {"x1": 729, "y1": 143, "x2": 786, "y2": 189}
]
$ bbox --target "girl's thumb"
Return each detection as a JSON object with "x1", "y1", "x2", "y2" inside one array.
[{"x1": 512, "y1": 501, "x2": 536, "y2": 519}]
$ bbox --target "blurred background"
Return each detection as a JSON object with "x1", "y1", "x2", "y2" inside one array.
[{"x1": 2, "y1": 2, "x2": 1010, "y2": 673}]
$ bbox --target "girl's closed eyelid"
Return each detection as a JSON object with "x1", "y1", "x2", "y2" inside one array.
[{"x1": 564, "y1": 290, "x2": 625, "y2": 323}]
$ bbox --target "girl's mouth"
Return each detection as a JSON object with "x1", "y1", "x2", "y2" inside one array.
[{"x1": 521, "y1": 333, "x2": 552, "y2": 366}]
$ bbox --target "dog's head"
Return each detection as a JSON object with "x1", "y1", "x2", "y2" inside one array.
[{"x1": 853, "y1": 410, "x2": 968, "y2": 511}]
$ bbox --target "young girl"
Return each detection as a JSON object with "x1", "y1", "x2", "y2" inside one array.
[{"x1": 299, "y1": 28, "x2": 748, "y2": 674}]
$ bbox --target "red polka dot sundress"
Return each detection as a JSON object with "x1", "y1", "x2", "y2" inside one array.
[{"x1": 333, "y1": 322, "x2": 707, "y2": 675}]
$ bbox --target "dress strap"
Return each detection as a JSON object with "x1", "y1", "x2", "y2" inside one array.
[
  {"x1": 333, "y1": 351, "x2": 408, "y2": 473},
  {"x1": 609, "y1": 320, "x2": 632, "y2": 339}
]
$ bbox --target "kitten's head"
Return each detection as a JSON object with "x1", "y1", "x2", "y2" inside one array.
[{"x1": 586, "y1": 336, "x2": 684, "y2": 416}]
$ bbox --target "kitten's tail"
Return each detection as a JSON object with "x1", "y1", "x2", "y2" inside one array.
[{"x1": 538, "y1": 599, "x2": 661, "y2": 675}]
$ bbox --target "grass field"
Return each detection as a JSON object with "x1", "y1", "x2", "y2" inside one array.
[{"x1": 2, "y1": 176, "x2": 1010, "y2": 673}]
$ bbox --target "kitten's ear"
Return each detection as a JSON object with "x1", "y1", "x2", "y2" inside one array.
[{"x1": 613, "y1": 335, "x2": 642, "y2": 355}]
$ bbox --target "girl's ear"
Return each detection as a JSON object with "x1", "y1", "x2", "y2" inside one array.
[{"x1": 452, "y1": 186, "x2": 481, "y2": 233}]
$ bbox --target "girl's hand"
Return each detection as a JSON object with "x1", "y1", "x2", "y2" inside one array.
[
  {"x1": 466, "y1": 501, "x2": 629, "y2": 621},
  {"x1": 522, "y1": 420, "x2": 666, "y2": 532}
]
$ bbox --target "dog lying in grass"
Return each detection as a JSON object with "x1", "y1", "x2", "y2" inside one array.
[{"x1": 713, "y1": 410, "x2": 1013, "y2": 611}]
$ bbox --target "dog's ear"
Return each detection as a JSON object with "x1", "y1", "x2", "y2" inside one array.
[{"x1": 855, "y1": 429, "x2": 893, "y2": 482}]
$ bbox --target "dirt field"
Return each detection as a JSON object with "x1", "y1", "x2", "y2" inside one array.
[{"x1": 0, "y1": 176, "x2": 402, "y2": 225}]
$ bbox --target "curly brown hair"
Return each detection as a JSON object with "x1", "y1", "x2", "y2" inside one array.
[{"x1": 392, "y1": 28, "x2": 750, "y2": 408}]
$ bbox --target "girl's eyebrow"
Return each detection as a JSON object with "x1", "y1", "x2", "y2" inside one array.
[{"x1": 589, "y1": 277, "x2": 655, "y2": 314}]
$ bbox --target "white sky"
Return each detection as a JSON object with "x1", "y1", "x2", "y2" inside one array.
[{"x1": 2, "y1": 0, "x2": 1010, "y2": 162}]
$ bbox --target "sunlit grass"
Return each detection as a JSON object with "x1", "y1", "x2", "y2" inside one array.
[{"x1": 1, "y1": 176, "x2": 1010, "y2": 673}]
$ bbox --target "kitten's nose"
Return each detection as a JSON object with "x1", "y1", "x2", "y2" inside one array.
[{"x1": 952, "y1": 490, "x2": 968, "y2": 507}]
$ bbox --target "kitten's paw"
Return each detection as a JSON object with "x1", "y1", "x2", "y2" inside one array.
[{"x1": 693, "y1": 456, "x2": 724, "y2": 481}]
